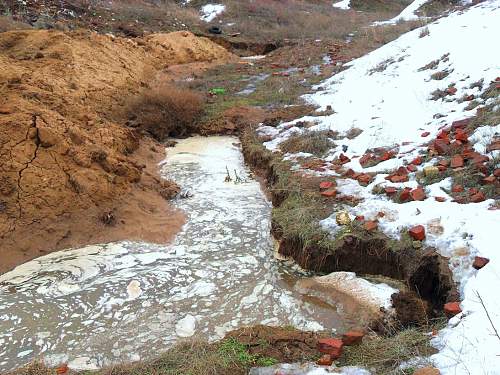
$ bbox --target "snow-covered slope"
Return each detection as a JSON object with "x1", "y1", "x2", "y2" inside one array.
[{"x1": 259, "y1": 1, "x2": 500, "y2": 373}]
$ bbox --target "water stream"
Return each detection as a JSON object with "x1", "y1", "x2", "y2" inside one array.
[{"x1": 0, "y1": 136, "x2": 344, "y2": 372}]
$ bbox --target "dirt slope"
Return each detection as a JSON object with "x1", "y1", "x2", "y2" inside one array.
[{"x1": 0, "y1": 29, "x2": 233, "y2": 274}]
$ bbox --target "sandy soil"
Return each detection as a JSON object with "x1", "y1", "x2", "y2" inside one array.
[{"x1": 0, "y1": 29, "x2": 233, "y2": 274}]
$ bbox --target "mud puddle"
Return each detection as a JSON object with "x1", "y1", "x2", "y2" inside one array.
[{"x1": 0, "y1": 136, "x2": 350, "y2": 371}]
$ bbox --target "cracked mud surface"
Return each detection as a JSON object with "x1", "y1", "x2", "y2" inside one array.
[{"x1": 0, "y1": 29, "x2": 233, "y2": 273}]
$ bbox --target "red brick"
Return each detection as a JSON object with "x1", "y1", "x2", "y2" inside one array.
[
  {"x1": 321, "y1": 189, "x2": 337, "y2": 198},
  {"x1": 355, "y1": 215, "x2": 365, "y2": 221},
  {"x1": 470, "y1": 191, "x2": 485, "y2": 203},
  {"x1": 483, "y1": 176, "x2": 496, "y2": 184},
  {"x1": 339, "y1": 153, "x2": 351, "y2": 164},
  {"x1": 359, "y1": 154, "x2": 373, "y2": 167},
  {"x1": 451, "y1": 185, "x2": 463, "y2": 193},
  {"x1": 342, "y1": 331, "x2": 364, "y2": 346},
  {"x1": 410, "y1": 187, "x2": 426, "y2": 201},
  {"x1": 317, "y1": 354, "x2": 333, "y2": 366},
  {"x1": 320, "y1": 181, "x2": 335, "y2": 190},
  {"x1": 409, "y1": 225, "x2": 425, "y2": 241},
  {"x1": 438, "y1": 159, "x2": 450, "y2": 167},
  {"x1": 379, "y1": 151, "x2": 395, "y2": 161},
  {"x1": 407, "y1": 164, "x2": 418, "y2": 172},
  {"x1": 317, "y1": 338, "x2": 344, "y2": 359},
  {"x1": 364, "y1": 221, "x2": 378, "y2": 231},
  {"x1": 411, "y1": 156, "x2": 423, "y2": 165},
  {"x1": 446, "y1": 86, "x2": 457, "y2": 95},
  {"x1": 384, "y1": 187, "x2": 397, "y2": 195},
  {"x1": 495, "y1": 169, "x2": 500, "y2": 178},
  {"x1": 397, "y1": 166, "x2": 409, "y2": 175},
  {"x1": 451, "y1": 118, "x2": 470, "y2": 129},
  {"x1": 450, "y1": 155, "x2": 464, "y2": 168},
  {"x1": 454, "y1": 130, "x2": 469, "y2": 143},
  {"x1": 389, "y1": 175, "x2": 409, "y2": 183},
  {"x1": 357, "y1": 174, "x2": 372, "y2": 185},
  {"x1": 473, "y1": 256, "x2": 490, "y2": 270},
  {"x1": 444, "y1": 302, "x2": 461, "y2": 318},
  {"x1": 434, "y1": 139, "x2": 450, "y2": 155},
  {"x1": 399, "y1": 188, "x2": 411, "y2": 202}
]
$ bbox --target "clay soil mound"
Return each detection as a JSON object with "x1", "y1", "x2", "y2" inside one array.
[{"x1": 0, "y1": 29, "x2": 233, "y2": 274}]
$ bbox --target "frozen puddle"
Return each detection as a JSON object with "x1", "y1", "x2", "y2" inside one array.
[{"x1": 0, "y1": 136, "x2": 344, "y2": 371}]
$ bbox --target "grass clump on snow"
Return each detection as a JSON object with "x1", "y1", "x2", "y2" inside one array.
[
  {"x1": 338, "y1": 327, "x2": 437, "y2": 374},
  {"x1": 279, "y1": 131, "x2": 334, "y2": 157}
]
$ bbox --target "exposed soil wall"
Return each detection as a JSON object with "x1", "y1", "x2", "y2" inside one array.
[{"x1": 0, "y1": 29, "x2": 234, "y2": 274}]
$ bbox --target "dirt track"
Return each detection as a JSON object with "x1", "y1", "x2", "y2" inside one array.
[{"x1": 0, "y1": 29, "x2": 234, "y2": 274}]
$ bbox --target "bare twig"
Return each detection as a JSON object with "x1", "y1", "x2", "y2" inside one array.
[{"x1": 476, "y1": 291, "x2": 500, "y2": 342}]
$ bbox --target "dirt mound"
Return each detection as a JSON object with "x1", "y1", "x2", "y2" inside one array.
[
  {"x1": 226, "y1": 325, "x2": 324, "y2": 363},
  {"x1": 0, "y1": 29, "x2": 233, "y2": 274}
]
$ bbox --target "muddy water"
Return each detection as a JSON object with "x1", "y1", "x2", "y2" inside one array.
[{"x1": 0, "y1": 136, "x2": 344, "y2": 372}]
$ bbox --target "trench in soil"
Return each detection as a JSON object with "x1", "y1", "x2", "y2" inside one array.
[{"x1": 0, "y1": 135, "x2": 373, "y2": 372}]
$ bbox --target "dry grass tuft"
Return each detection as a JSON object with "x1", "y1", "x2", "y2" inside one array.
[
  {"x1": 127, "y1": 83, "x2": 205, "y2": 141},
  {"x1": 279, "y1": 131, "x2": 333, "y2": 157},
  {"x1": 338, "y1": 327, "x2": 439, "y2": 374}
]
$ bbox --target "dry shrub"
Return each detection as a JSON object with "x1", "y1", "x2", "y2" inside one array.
[{"x1": 128, "y1": 84, "x2": 205, "y2": 141}]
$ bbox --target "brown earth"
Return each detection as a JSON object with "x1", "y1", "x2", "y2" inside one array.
[
  {"x1": 225, "y1": 325, "x2": 325, "y2": 363},
  {"x1": 0, "y1": 29, "x2": 234, "y2": 274}
]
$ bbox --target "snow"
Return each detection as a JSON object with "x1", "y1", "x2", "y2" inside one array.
[
  {"x1": 200, "y1": 4, "x2": 225, "y2": 22},
  {"x1": 333, "y1": 0, "x2": 351, "y2": 10},
  {"x1": 258, "y1": 1, "x2": 500, "y2": 373}
]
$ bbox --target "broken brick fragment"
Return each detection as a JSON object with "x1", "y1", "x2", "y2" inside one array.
[
  {"x1": 379, "y1": 151, "x2": 395, "y2": 161},
  {"x1": 342, "y1": 331, "x2": 364, "y2": 346},
  {"x1": 444, "y1": 302, "x2": 461, "y2": 318},
  {"x1": 410, "y1": 187, "x2": 426, "y2": 201},
  {"x1": 407, "y1": 164, "x2": 418, "y2": 172},
  {"x1": 364, "y1": 221, "x2": 378, "y2": 231},
  {"x1": 355, "y1": 215, "x2": 365, "y2": 221},
  {"x1": 451, "y1": 185, "x2": 464, "y2": 193},
  {"x1": 359, "y1": 154, "x2": 373, "y2": 167},
  {"x1": 317, "y1": 354, "x2": 333, "y2": 366},
  {"x1": 473, "y1": 256, "x2": 490, "y2": 270},
  {"x1": 470, "y1": 191, "x2": 485, "y2": 203},
  {"x1": 321, "y1": 189, "x2": 337, "y2": 198},
  {"x1": 319, "y1": 181, "x2": 334, "y2": 190},
  {"x1": 339, "y1": 153, "x2": 351, "y2": 164},
  {"x1": 450, "y1": 155, "x2": 464, "y2": 168},
  {"x1": 451, "y1": 118, "x2": 470, "y2": 129},
  {"x1": 384, "y1": 187, "x2": 397, "y2": 195},
  {"x1": 317, "y1": 338, "x2": 343, "y2": 359},
  {"x1": 411, "y1": 156, "x2": 423, "y2": 165},
  {"x1": 446, "y1": 86, "x2": 457, "y2": 95},
  {"x1": 483, "y1": 176, "x2": 496, "y2": 184},
  {"x1": 409, "y1": 225, "x2": 425, "y2": 241},
  {"x1": 433, "y1": 139, "x2": 450, "y2": 155},
  {"x1": 357, "y1": 173, "x2": 372, "y2": 185},
  {"x1": 454, "y1": 130, "x2": 469, "y2": 143}
]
